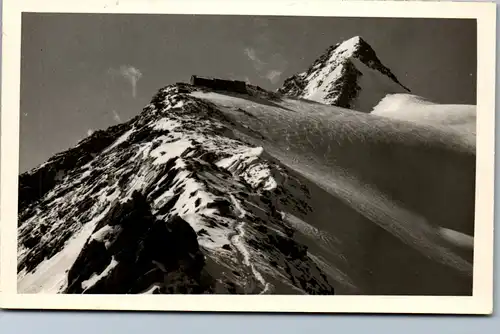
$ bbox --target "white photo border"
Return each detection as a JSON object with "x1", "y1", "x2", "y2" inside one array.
[{"x1": 1, "y1": 0, "x2": 496, "y2": 314}]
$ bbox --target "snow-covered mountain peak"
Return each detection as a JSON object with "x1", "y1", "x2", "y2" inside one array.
[
  {"x1": 278, "y1": 36, "x2": 410, "y2": 112},
  {"x1": 332, "y1": 35, "x2": 364, "y2": 57}
]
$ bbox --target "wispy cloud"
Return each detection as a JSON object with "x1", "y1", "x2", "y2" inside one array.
[
  {"x1": 108, "y1": 65, "x2": 143, "y2": 98},
  {"x1": 87, "y1": 129, "x2": 94, "y2": 136},
  {"x1": 266, "y1": 70, "x2": 283, "y2": 84},
  {"x1": 242, "y1": 18, "x2": 289, "y2": 85},
  {"x1": 244, "y1": 47, "x2": 265, "y2": 71},
  {"x1": 243, "y1": 41, "x2": 287, "y2": 85},
  {"x1": 244, "y1": 47, "x2": 286, "y2": 85},
  {"x1": 111, "y1": 109, "x2": 122, "y2": 123}
]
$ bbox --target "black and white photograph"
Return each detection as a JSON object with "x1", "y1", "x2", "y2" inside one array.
[{"x1": 0, "y1": 0, "x2": 496, "y2": 314}]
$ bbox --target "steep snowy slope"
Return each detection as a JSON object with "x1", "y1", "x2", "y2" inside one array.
[
  {"x1": 278, "y1": 36, "x2": 410, "y2": 112},
  {"x1": 371, "y1": 93, "x2": 476, "y2": 139},
  {"x1": 18, "y1": 82, "x2": 475, "y2": 296},
  {"x1": 191, "y1": 87, "x2": 475, "y2": 295}
]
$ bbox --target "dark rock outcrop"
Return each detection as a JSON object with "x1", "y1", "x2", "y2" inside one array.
[{"x1": 65, "y1": 191, "x2": 214, "y2": 294}]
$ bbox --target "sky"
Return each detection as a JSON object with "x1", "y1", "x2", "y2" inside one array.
[{"x1": 19, "y1": 13, "x2": 477, "y2": 173}]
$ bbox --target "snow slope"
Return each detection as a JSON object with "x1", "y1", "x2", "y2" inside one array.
[
  {"x1": 278, "y1": 36, "x2": 410, "y2": 112},
  {"x1": 17, "y1": 82, "x2": 475, "y2": 296},
  {"x1": 191, "y1": 88, "x2": 475, "y2": 295},
  {"x1": 371, "y1": 93, "x2": 476, "y2": 140}
]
